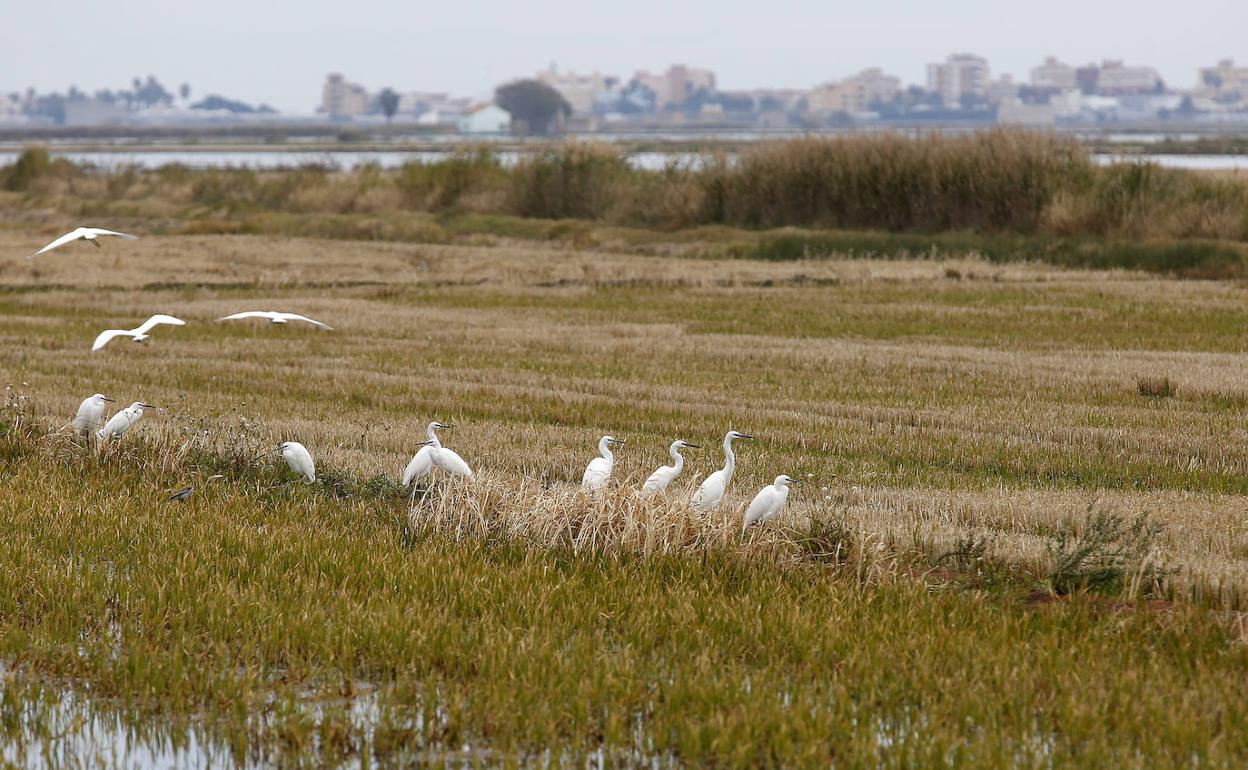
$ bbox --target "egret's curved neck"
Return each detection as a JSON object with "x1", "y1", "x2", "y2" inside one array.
[
  {"x1": 669, "y1": 443, "x2": 684, "y2": 471},
  {"x1": 598, "y1": 439, "x2": 614, "y2": 463},
  {"x1": 425, "y1": 423, "x2": 442, "y2": 447},
  {"x1": 721, "y1": 435, "x2": 736, "y2": 477}
]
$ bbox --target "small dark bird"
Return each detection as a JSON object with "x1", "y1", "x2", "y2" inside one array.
[{"x1": 168, "y1": 486, "x2": 194, "y2": 502}]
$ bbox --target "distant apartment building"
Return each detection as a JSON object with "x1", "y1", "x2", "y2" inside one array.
[
  {"x1": 396, "y1": 91, "x2": 448, "y2": 116},
  {"x1": 926, "y1": 53, "x2": 989, "y2": 107},
  {"x1": 0, "y1": 92, "x2": 21, "y2": 119},
  {"x1": 1094, "y1": 60, "x2": 1163, "y2": 95},
  {"x1": 1199, "y1": 59, "x2": 1248, "y2": 102},
  {"x1": 1030, "y1": 56, "x2": 1077, "y2": 90},
  {"x1": 320, "y1": 73, "x2": 370, "y2": 118},
  {"x1": 633, "y1": 64, "x2": 717, "y2": 108},
  {"x1": 536, "y1": 66, "x2": 612, "y2": 115},
  {"x1": 808, "y1": 68, "x2": 901, "y2": 113},
  {"x1": 985, "y1": 74, "x2": 1020, "y2": 104}
]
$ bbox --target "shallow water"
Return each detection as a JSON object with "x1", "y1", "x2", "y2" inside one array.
[{"x1": 0, "y1": 148, "x2": 1243, "y2": 172}]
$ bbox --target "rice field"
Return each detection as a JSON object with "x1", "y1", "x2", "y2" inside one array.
[{"x1": 4, "y1": 228, "x2": 1248, "y2": 766}]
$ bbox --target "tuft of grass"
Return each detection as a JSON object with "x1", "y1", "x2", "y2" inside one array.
[
  {"x1": 1045, "y1": 506, "x2": 1165, "y2": 596},
  {"x1": 1138, "y1": 376, "x2": 1178, "y2": 399}
]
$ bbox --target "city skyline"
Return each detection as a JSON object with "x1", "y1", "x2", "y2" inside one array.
[{"x1": 3, "y1": 0, "x2": 1245, "y2": 113}]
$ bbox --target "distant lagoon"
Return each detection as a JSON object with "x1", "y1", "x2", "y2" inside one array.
[{"x1": 0, "y1": 149, "x2": 1244, "y2": 172}]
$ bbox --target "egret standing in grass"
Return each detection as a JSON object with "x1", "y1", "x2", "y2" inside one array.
[
  {"x1": 581, "y1": 435, "x2": 624, "y2": 491},
  {"x1": 280, "y1": 442, "x2": 316, "y2": 484},
  {"x1": 91, "y1": 314, "x2": 186, "y2": 352},
  {"x1": 97, "y1": 402, "x2": 155, "y2": 441},
  {"x1": 743, "y1": 475, "x2": 798, "y2": 530},
  {"x1": 641, "y1": 439, "x2": 700, "y2": 496},
  {"x1": 401, "y1": 422, "x2": 473, "y2": 487},
  {"x1": 691, "y1": 430, "x2": 753, "y2": 511},
  {"x1": 72, "y1": 393, "x2": 115, "y2": 437},
  {"x1": 30, "y1": 226, "x2": 137, "y2": 258}
]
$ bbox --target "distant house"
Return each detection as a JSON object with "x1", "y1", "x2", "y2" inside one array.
[{"x1": 458, "y1": 103, "x2": 511, "y2": 134}]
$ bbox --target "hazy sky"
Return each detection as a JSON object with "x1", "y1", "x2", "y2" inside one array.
[{"x1": 5, "y1": 0, "x2": 1244, "y2": 113}]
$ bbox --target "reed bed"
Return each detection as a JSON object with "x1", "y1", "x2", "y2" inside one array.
[{"x1": 4, "y1": 131, "x2": 1248, "y2": 264}]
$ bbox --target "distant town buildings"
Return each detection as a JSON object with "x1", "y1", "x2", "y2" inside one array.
[
  {"x1": 808, "y1": 68, "x2": 901, "y2": 114},
  {"x1": 1199, "y1": 59, "x2": 1248, "y2": 102},
  {"x1": 927, "y1": 54, "x2": 990, "y2": 107},
  {"x1": 1030, "y1": 57, "x2": 1077, "y2": 91},
  {"x1": 1094, "y1": 60, "x2": 1163, "y2": 95},
  {"x1": 633, "y1": 64, "x2": 717, "y2": 109},
  {"x1": 320, "y1": 73, "x2": 370, "y2": 118},
  {"x1": 536, "y1": 66, "x2": 612, "y2": 115},
  {"x1": 5, "y1": 55, "x2": 1248, "y2": 131}
]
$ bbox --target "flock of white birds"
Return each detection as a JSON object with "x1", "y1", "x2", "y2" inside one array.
[{"x1": 41, "y1": 226, "x2": 797, "y2": 530}]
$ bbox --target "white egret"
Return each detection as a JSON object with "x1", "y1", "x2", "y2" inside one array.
[
  {"x1": 30, "y1": 227, "x2": 137, "y2": 258},
  {"x1": 216, "y1": 311, "x2": 333, "y2": 330},
  {"x1": 401, "y1": 422, "x2": 472, "y2": 486},
  {"x1": 641, "y1": 439, "x2": 700, "y2": 496},
  {"x1": 581, "y1": 435, "x2": 625, "y2": 491},
  {"x1": 72, "y1": 393, "x2": 115, "y2": 437},
  {"x1": 91, "y1": 314, "x2": 186, "y2": 352},
  {"x1": 691, "y1": 430, "x2": 754, "y2": 511},
  {"x1": 280, "y1": 442, "x2": 316, "y2": 484},
  {"x1": 743, "y1": 475, "x2": 799, "y2": 530},
  {"x1": 97, "y1": 402, "x2": 155, "y2": 441}
]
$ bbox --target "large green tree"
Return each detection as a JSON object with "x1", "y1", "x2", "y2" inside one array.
[
  {"x1": 378, "y1": 88, "x2": 399, "y2": 122},
  {"x1": 494, "y1": 79, "x2": 570, "y2": 136}
]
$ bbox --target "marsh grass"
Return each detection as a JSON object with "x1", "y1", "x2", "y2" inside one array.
[
  {"x1": 6, "y1": 131, "x2": 1248, "y2": 277},
  {"x1": 2, "y1": 420, "x2": 1247, "y2": 767},
  {"x1": 6, "y1": 229, "x2": 1248, "y2": 764},
  {"x1": 1138, "y1": 375, "x2": 1178, "y2": 398}
]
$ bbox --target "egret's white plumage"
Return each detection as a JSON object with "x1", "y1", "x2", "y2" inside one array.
[
  {"x1": 91, "y1": 314, "x2": 186, "y2": 352},
  {"x1": 401, "y1": 444, "x2": 434, "y2": 487},
  {"x1": 691, "y1": 430, "x2": 753, "y2": 511},
  {"x1": 72, "y1": 393, "x2": 115, "y2": 437},
  {"x1": 581, "y1": 435, "x2": 624, "y2": 491},
  {"x1": 641, "y1": 439, "x2": 700, "y2": 496},
  {"x1": 743, "y1": 475, "x2": 797, "y2": 530},
  {"x1": 217, "y1": 311, "x2": 333, "y2": 330},
  {"x1": 280, "y1": 441, "x2": 316, "y2": 484},
  {"x1": 401, "y1": 422, "x2": 473, "y2": 486},
  {"x1": 97, "y1": 401, "x2": 154, "y2": 441},
  {"x1": 31, "y1": 227, "x2": 137, "y2": 258}
]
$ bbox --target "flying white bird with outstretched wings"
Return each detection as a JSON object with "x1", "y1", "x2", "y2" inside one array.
[
  {"x1": 91, "y1": 314, "x2": 186, "y2": 352},
  {"x1": 31, "y1": 227, "x2": 137, "y2": 258},
  {"x1": 216, "y1": 311, "x2": 333, "y2": 330}
]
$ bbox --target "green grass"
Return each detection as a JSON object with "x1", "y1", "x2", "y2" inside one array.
[{"x1": 3, "y1": 430, "x2": 1248, "y2": 767}]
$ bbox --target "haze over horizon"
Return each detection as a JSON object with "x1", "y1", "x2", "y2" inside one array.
[{"x1": 5, "y1": 0, "x2": 1244, "y2": 113}]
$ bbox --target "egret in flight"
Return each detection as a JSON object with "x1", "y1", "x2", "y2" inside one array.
[
  {"x1": 691, "y1": 430, "x2": 753, "y2": 511},
  {"x1": 72, "y1": 393, "x2": 115, "y2": 437},
  {"x1": 92, "y1": 314, "x2": 186, "y2": 352},
  {"x1": 743, "y1": 475, "x2": 798, "y2": 530},
  {"x1": 401, "y1": 422, "x2": 472, "y2": 486},
  {"x1": 217, "y1": 311, "x2": 333, "y2": 330},
  {"x1": 280, "y1": 442, "x2": 316, "y2": 484},
  {"x1": 97, "y1": 402, "x2": 155, "y2": 441},
  {"x1": 581, "y1": 435, "x2": 624, "y2": 491},
  {"x1": 30, "y1": 227, "x2": 137, "y2": 258},
  {"x1": 641, "y1": 439, "x2": 700, "y2": 496}
]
